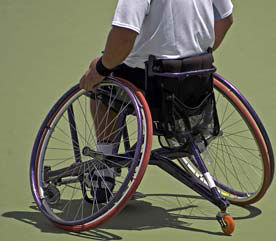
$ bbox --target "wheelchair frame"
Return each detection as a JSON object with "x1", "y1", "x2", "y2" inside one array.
[{"x1": 30, "y1": 66, "x2": 274, "y2": 235}]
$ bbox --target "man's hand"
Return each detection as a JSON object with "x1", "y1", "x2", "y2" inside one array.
[
  {"x1": 80, "y1": 57, "x2": 105, "y2": 91},
  {"x1": 80, "y1": 26, "x2": 137, "y2": 91}
]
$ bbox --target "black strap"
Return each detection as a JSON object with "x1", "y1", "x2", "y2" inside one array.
[
  {"x1": 96, "y1": 57, "x2": 113, "y2": 76},
  {"x1": 211, "y1": 93, "x2": 220, "y2": 136}
]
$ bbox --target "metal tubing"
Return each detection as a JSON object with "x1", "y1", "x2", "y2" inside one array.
[
  {"x1": 67, "y1": 105, "x2": 82, "y2": 163},
  {"x1": 189, "y1": 140, "x2": 228, "y2": 209},
  {"x1": 149, "y1": 154, "x2": 228, "y2": 210}
]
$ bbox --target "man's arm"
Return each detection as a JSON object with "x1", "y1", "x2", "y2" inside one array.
[
  {"x1": 80, "y1": 26, "x2": 138, "y2": 91},
  {"x1": 102, "y1": 26, "x2": 138, "y2": 69},
  {"x1": 213, "y1": 14, "x2": 233, "y2": 50}
]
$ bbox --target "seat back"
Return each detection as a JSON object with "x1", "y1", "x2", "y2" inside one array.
[{"x1": 144, "y1": 52, "x2": 220, "y2": 138}]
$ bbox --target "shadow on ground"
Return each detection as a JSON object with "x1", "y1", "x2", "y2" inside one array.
[{"x1": 2, "y1": 193, "x2": 262, "y2": 240}]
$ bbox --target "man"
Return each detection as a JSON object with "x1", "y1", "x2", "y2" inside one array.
[
  {"x1": 80, "y1": 0, "x2": 233, "y2": 91},
  {"x1": 80, "y1": 0, "x2": 233, "y2": 203}
]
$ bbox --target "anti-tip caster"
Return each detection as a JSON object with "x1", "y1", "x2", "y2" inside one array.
[{"x1": 216, "y1": 211, "x2": 235, "y2": 235}]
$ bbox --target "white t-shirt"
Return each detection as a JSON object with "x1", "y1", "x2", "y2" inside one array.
[{"x1": 112, "y1": 0, "x2": 233, "y2": 69}]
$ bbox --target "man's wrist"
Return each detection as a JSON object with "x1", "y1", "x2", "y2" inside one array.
[{"x1": 96, "y1": 57, "x2": 113, "y2": 76}]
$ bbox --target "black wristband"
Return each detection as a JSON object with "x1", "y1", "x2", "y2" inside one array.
[{"x1": 96, "y1": 57, "x2": 113, "y2": 76}]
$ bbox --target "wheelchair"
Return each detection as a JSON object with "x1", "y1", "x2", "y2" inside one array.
[{"x1": 30, "y1": 56, "x2": 274, "y2": 235}]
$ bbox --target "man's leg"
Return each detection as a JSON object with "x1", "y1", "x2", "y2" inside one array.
[
  {"x1": 89, "y1": 98, "x2": 119, "y2": 203},
  {"x1": 88, "y1": 64, "x2": 145, "y2": 203}
]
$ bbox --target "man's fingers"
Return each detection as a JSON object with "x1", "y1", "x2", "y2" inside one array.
[
  {"x1": 79, "y1": 74, "x2": 86, "y2": 89},
  {"x1": 79, "y1": 57, "x2": 104, "y2": 91},
  {"x1": 91, "y1": 82, "x2": 101, "y2": 92},
  {"x1": 79, "y1": 69, "x2": 91, "y2": 90},
  {"x1": 80, "y1": 74, "x2": 97, "y2": 91}
]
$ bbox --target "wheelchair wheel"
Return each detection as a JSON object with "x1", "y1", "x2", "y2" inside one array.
[
  {"x1": 174, "y1": 74, "x2": 274, "y2": 205},
  {"x1": 30, "y1": 77, "x2": 152, "y2": 231}
]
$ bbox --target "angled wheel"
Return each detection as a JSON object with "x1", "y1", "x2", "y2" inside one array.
[
  {"x1": 167, "y1": 74, "x2": 274, "y2": 205},
  {"x1": 206, "y1": 74, "x2": 274, "y2": 205},
  {"x1": 30, "y1": 77, "x2": 152, "y2": 231}
]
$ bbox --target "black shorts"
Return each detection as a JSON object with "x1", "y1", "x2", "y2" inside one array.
[
  {"x1": 112, "y1": 64, "x2": 163, "y2": 119},
  {"x1": 112, "y1": 63, "x2": 146, "y2": 91}
]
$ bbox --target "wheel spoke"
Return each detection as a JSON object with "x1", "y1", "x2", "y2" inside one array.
[{"x1": 31, "y1": 80, "x2": 151, "y2": 229}]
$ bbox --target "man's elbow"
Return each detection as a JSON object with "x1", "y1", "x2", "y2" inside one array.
[
  {"x1": 226, "y1": 14, "x2": 233, "y2": 28},
  {"x1": 111, "y1": 26, "x2": 138, "y2": 46}
]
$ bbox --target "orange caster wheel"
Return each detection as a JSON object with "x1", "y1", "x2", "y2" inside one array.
[{"x1": 216, "y1": 212, "x2": 235, "y2": 235}]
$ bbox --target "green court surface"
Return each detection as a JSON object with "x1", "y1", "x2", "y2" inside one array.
[{"x1": 0, "y1": 0, "x2": 275, "y2": 240}]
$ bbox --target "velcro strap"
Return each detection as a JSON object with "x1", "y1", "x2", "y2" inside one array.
[{"x1": 155, "y1": 52, "x2": 214, "y2": 73}]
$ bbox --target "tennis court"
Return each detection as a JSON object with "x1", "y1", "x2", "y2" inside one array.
[{"x1": 0, "y1": 1, "x2": 275, "y2": 240}]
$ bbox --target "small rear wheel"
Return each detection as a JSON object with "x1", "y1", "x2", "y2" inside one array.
[{"x1": 217, "y1": 212, "x2": 235, "y2": 235}]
